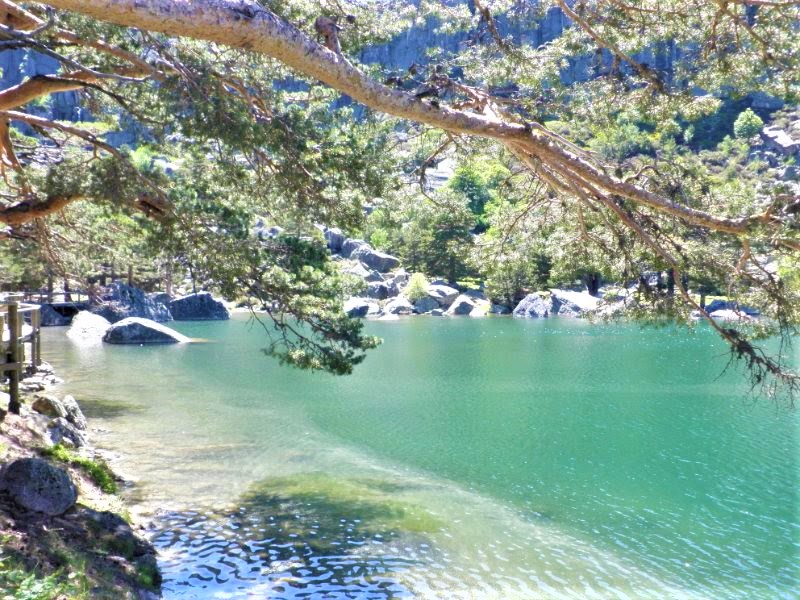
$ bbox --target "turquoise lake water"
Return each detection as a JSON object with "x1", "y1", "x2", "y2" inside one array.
[{"x1": 43, "y1": 316, "x2": 799, "y2": 599}]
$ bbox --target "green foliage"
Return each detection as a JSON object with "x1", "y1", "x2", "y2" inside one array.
[
  {"x1": 733, "y1": 108, "x2": 765, "y2": 139},
  {"x1": 405, "y1": 273, "x2": 430, "y2": 302},
  {"x1": 0, "y1": 552, "x2": 83, "y2": 600},
  {"x1": 41, "y1": 445, "x2": 117, "y2": 494}
]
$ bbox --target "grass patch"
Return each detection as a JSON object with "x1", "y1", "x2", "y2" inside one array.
[
  {"x1": 0, "y1": 546, "x2": 87, "y2": 600},
  {"x1": 40, "y1": 445, "x2": 117, "y2": 494}
]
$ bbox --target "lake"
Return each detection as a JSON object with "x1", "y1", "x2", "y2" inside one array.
[{"x1": 43, "y1": 316, "x2": 799, "y2": 599}]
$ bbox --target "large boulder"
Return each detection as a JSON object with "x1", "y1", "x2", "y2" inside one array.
[
  {"x1": 48, "y1": 417, "x2": 88, "y2": 448},
  {"x1": 168, "y1": 292, "x2": 230, "y2": 321},
  {"x1": 446, "y1": 294, "x2": 476, "y2": 316},
  {"x1": 344, "y1": 298, "x2": 371, "y2": 318},
  {"x1": 513, "y1": 294, "x2": 554, "y2": 318},
  {"x1": 67, "y1": 311, "x2": 111, "y2": 342},
  {"x1": 38, "y1": 304, "x2": 71, "y2": 327},
  {"x1": 413, "y1": 296, "x2": 439, "y2": 314},
  {"x1": 550, "y1": 289, "x2": 601, "y2": 318},
  {"x1": 0, "y1": 458, "x2": 77, "y2": 515},
  {"x1": 709, "y1": 309, "x2": 755, "y2": 323},
  {"x1": 92, "y1": 282, "x2": 172, "y2": 323},
  {"x1": 468, "y1": 299, "x2": 492, "y2": 317},
  {"x1": 383, "y1": 297, "x2": 414, "y2": 315},
  {"x1": 427, "y1": 284, "x2": 459, "y2": 307},
  {"x1": 340, "y1": 238, "x2": 369, "y2": 259},
  {"x1": 324, "y1": 227, "x2": 346, "y2": 253},
  {"x1": 31, "y1": 393, "x2": 67, "y2": 419},
  {"x1": 61, "y1": 395, "x2": 87, "y2": 430},
  {"x1": 350, "y1": 246, "x2": 401, "y2": 273},
  {"x1": 366, "y1": 282, "x2": 390, "y2": 300},
  {"x1": 103, "y1": 317, "x2": 190, "y2": 344}
]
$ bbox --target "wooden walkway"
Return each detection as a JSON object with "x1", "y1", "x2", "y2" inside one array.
[{"x1": 1, "y1": 297, "x2": 42, "y2": 415}]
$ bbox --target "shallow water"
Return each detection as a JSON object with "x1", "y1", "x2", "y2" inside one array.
[{"x1": 44, "y1": 316, "x2": 799, "y2": 599}]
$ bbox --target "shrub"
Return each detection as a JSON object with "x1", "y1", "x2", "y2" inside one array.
[
  {"x1": 733, "y1": 108, "x2": 764, "y2": 139},
  {"x1": 405, "y1": 273, "x2": 430, "y2": 302}
]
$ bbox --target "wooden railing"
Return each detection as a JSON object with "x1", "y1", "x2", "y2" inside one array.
[{"x1": 1, "y1": 296, "x2": 42, "y2": 415}]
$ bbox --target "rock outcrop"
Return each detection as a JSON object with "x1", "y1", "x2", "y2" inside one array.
[
  {"x1": 383, "y1": 297, "x2": 415, "y2": 315},
  {"x1": 446, "y1": 294, "x2": 477, "y2": 316},
  {"x1": 350, "y1": 246, "x2": 401, "y2": 273},
  {"x1": 513, "y1": 294, "x2": 554, "y2": 318},
  {"x1": 38, "y1": 304, "x2": 72, "y2": 327},
  {"x1": 47, "y1": 417, "x2": 88, "y2": 448},
  {"x1": 92, "y1": 282, "x2": 172, "y2": 323},
  {"x1": 413, "y1": 296, "x2": 439, "y2": 314},
  {"x1": 168, "y1": 292, "x2": 230, "y2": 321},
  {"x1": 0, "y1": 458, "x2": 77, "y2": 516},
  {"x1": 427, "y1": 284, "x2": 459, "y2": 306},
  {"x1": 102, "y1": 317, "x2": 190, "y2": 344}
]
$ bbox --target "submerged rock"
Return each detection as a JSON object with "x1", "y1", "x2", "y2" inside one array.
[
  {"x1": 168, "y1": 292, "x2": 230, "y2": 321},
  {"x1": 0, "y1": 458, "x2": 77, "y2": 515},
  {"x1": 103, "y1": 317, "x2": 190, "y2": 345}
]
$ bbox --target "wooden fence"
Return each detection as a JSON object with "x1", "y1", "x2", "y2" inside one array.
[{"x1": 1, "y1": 296, "x2": 42, "y2": 415}]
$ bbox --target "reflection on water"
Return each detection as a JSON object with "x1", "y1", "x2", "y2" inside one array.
[{"x1": 42, "y1": 318, "x2": 799, "y2": 599}]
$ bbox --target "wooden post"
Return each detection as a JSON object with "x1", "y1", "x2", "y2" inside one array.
[
  {"x1": 7, "y1": 302, "x2": 20, "y2": 415},
  {"x1": 31, "y1": 308, "x2": 41, "y2": 367}
]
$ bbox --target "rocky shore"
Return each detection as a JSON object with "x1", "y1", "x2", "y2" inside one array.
[{"x1": 0, "y1": 365, "x2": 161, "y2": 599}]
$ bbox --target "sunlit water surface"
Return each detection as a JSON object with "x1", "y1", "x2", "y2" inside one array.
[{"x1": 44, "y1": 316, "x2": 799, "y2": 599}]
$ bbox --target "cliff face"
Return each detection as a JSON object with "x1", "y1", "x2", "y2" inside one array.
[
  {"x1": 0, "y1": 4, "x2": 681, "y2": 126},
  {"x1": 0, "y1": 49, "x2": 83, "y2": 120}
]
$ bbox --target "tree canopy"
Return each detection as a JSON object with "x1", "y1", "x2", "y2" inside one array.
[{"x1": 0, "y1": 0, "x2": 798, "y2": 393}]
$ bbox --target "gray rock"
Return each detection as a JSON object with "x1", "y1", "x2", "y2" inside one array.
[
  {"x1": 365, "y1": 269, "x2": 385, "y2": 283},
  {"x1": 38, "y1": 304, "x2": 71, "y2": 327},
  {"x1": 427, "y1": 284, "x2": 459, "y2": 306},
  {"x1": 390, "y1": 269, "x2": 410, "y2": 288},
  {"x1": 383, "y1": 297, "x2": 414, "y2": 315},
  {"x1": 61, "y1": 395, "x2": 87, "y2": 430},
  {"x1": 67, "y1": 311, "x2": 112, "y2": 342},
  {"x1": 704, "y1": 299, "x2": 759, "y2": 316},
  {"x1": 413, "y1": 296, "x2": 439, "y2": 314},
  {"x1": 0, "y1": 458, "x2": 77, "y2": 515},
  {"x1": 341, "y1": 238, "x2": 369, "y2": 258},
  {"x1": 31, "y1": 393, "x2": 67, "y2": 419},
  {"x1": 513, "y1": 294, "x2": 554, "y2": 318},
  {"x1": 92, "y1": 282, "x2": 172, "y2": 323},
  {"x1": 48, "y1": 417, "x2": 88, "y2": 448},
  {"x1": 445, "y1": 294, "x2": 476, "y2": 316},
  {"x1": 168, "y1": 292, "x2": 230, "y2": 321},
  {"x1": 778, "y1": 165, "x2": 799, "y2": 181},
  {"x1": 366, "y1": 282, "x2": 390, "y2": 300},
  {"x1": 350, "y1": 246, "x2": 401, "y2": 273},
  {"x1": 147, "y1": 292, "x2": 173, "y2": 306},
  {"x1": 103, "y1": 317, "x2": 191, "y2": 344},
  {"x1": 430, "y1": 308, "x2": 445, "y2": 316},
  {"x1": 344, "y1": 298, "x2": 371, "y2": 318},
  {"x1": 324, "y1": 227, "x2": 346, "y2": 253},
  {"x1": 345, "y1": 262, "x2": 371, "y2": 279}
]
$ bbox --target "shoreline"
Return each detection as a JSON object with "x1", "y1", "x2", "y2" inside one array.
[{"x1": 0, "y1": 364, "x2": 162, "y2": 599}]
